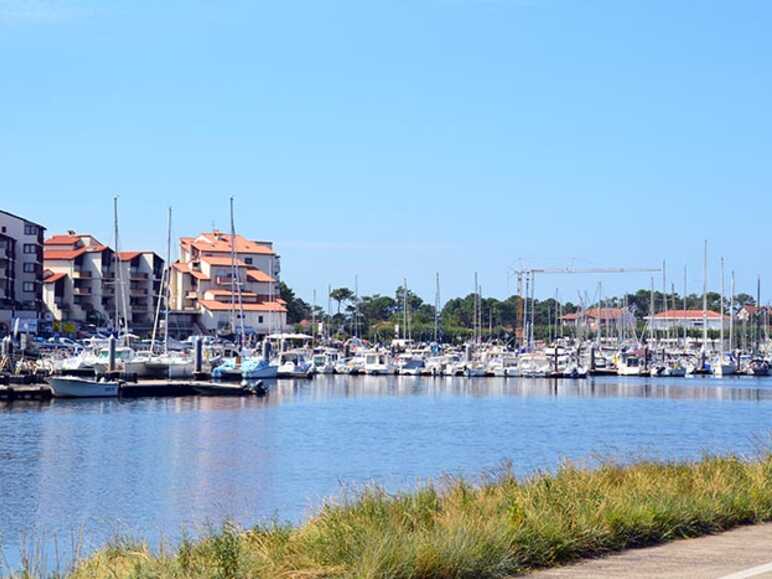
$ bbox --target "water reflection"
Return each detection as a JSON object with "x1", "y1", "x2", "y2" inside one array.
[{"x1": 1, "y1": 374, "x2": 771, "y2": 570}]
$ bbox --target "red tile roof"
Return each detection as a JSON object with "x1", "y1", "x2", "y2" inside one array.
[
  {"x1": 44, "y1": 248, "x2": 88, "y2": 260},
  {"x1": 45, "y1": 235, "x2": 81, "y2": 246},
  {"x1": 117, "y1": 251, "x2": 142, "y2": 261},
  {"x1": 172, "y1": 261, "x2": 209, "y2": 280},
  {"x1": 199, "y1": 299, "x2": 286, "y2": 312},
  {"x1": 43, "y1": 272, "x2": 67, "y2": 283},
  {"x1": 246, "y1": 269, "x2": 275, "y2": 283},
  {"x1": 200, "y1": 256, "x2": 248, "y2": 267},
  {"x1": 188, "y1": 232, "x2": 274, "y2": 255}
]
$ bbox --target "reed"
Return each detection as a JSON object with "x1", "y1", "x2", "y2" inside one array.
[{"x1": 54, "y1": 454, "x2": 772, "y2": 578}]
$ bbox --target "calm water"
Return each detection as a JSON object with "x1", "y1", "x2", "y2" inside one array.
[{"x1": 2, "y1": 374, "x2": 772, "y2": 569}]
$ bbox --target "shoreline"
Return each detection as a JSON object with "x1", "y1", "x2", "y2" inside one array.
[{"x1": 58, "y1": 454, "x2": 772, "y2": 578}]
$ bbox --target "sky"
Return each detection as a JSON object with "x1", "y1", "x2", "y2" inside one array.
[{"x1": 1, "y1": 0, "x2": 771, "y2": 306}]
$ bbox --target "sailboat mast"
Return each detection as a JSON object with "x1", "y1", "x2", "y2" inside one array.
[
  {"x1": 720, "y1": 257, "x2": 725, "y2": 361},
  {"x1": 434, "y1": 272, "x2": 440, "y2": 343},
  {"x1": 113, "y1": 196, "x2": 120, "y2": 333},
  {"x1": 702, "y1": 240, "x2": 708, "y2": 352},
  {"x1": 729, "y1": 270, "x2": 735, "y2": 354},
  {"x1": 229, "y1": 197, "x2": 245, "y2": 347},
  {"x1": 164, "y1": 206, "x2": 172, "y2": 354},
  {"x1": 756, "y1": 275, "x2": 762, "y2": 355}
]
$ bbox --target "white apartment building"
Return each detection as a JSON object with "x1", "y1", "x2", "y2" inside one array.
[
  {"x1": 170, "y1": 231, "x2": 287, "y2": 335},
  {"x1": 43, "y1": 232, "x2": 163, "y2": 330},
  {"x1": 643, "y1": 309, "x2": 729, "y2": 332},
  {"x1": 0, "y1": 209, "x2": 46, "y2": 333}
]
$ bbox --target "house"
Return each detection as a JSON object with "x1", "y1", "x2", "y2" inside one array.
[
  {"x1": 560, "y1": 307, "x2": 635, "y2": 332},
  {"x1": 643, "y1": 309, "x2": 728, "y2": 331},
  {"x1": 42, "y1": 232, "x2": 163, "y2": 330},
  {"x1": 169, "y1": 231, "x2": 286, "y2": 336},
  {"x1": 736, "y1": 304, "x2": 768, "y2": 323},
  {"x1": 0, "y1": 209, "x2": 46, "y2": 333}
]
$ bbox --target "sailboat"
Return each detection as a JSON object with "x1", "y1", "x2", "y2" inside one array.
[
  {"x1": 714, "y1": 257, "x2": 736, "y2": 377},
  {"x1": 136, "y1": 207, "x2": 193, "y2": 378}
]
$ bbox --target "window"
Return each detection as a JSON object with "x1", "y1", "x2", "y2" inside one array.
[
  {"x1": 244, "y1": 257, "x2": 253, "y2": 265},
  {"x1": 24, "y1": 224, "x2": 37, "y2": 235},
  {"x1": 23, "y1": 244, "x2": 36, "y2": 254},
  {"x1": 23, "y1": 281, "x2": 36, "y2": 292},
  {"x1": 258, "y1": 315, "x2": 264, "y2": 324},
  {"x1": 23, "y1": 263, "x2": 37, "y2": 273}
]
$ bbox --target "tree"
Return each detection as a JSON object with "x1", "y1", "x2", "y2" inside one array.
[
  {"x1": 329, "y1": 287, "x2": 355, "y2": 315},
  {"x1": 280, "y1": 282, "x2": 311, "y2": 324}
]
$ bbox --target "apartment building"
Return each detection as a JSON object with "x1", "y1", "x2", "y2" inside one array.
[
  {"x1": 169, "y1": 231, "x2": 287, "y2": 335},
  {"x1": 43, "y1": 232, "x2": 163, "y2": 330},
  {"x1": 0, "y1": 210, "x2": 46, "y2": 332}
]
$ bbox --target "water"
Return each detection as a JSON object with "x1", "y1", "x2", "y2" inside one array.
[{"x1": 2, "y1": 374, "x2": 772, "y2": 570}]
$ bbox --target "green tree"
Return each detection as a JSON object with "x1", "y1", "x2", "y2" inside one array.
[{"x1": 329, "y1": 287, "x2": 355, "y2": 315}]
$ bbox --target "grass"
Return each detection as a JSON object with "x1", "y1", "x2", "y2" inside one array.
[{"x1": 23, "y1": 454, "x2": 772, "y2": 578}]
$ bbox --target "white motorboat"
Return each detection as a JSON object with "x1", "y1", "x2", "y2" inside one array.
[
  {"x1": 364, "y1": 351, "x2": 395, "y2": 375},
  {"x1": 49, "y1": 376, "x2": 120, "y2": 398},
  {"x1": 616, "y1": 354, "x2": 643, "y2": 376},
  {"x1": 311, "y1": 351, "x2": 337, "y2": 374},
  {"x1": 274, "y1": 351, "x2": 313, "y2": 378}
]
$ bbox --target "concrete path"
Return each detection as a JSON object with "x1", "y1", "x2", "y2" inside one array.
[{"x1": 527, "y1": 523, "x2": 772, "y2": 578}]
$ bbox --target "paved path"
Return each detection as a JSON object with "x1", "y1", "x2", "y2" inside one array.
[{"x1": 527, "y1": 523, "x2": 772, "y2": 578}]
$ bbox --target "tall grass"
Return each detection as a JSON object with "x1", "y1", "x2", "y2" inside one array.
[{"x1": 57, "y1": 454, "x2": 772, "y2": 577}]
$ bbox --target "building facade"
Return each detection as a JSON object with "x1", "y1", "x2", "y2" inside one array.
[
  {"x1": 43, "y1": 232, "x2": 163, "y2": 331},
  {"x1": 0, "y1": 210, "x2": 46, "y2": 332},
  {"x1": 644, "y1": 309, "x2": 729, "y2": 331},
  {"x1": 169, "y1": 231, "x2": 287, "y2": 335},
  {"x1": 560, "y1": 307, "x2": 636, "y2": 332}
]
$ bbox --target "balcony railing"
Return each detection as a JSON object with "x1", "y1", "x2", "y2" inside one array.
[
  {"x1": 73, "y1": 287, "x2": 92, "y2": 295},
  {"x1": 130, "y1": 270, "x2": 149, "y2": 279},
  {"x1": 72, "y1": 269, "x2": 93, "y2": 278}
]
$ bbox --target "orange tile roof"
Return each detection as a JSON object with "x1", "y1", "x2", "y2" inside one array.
[
  {"x1": 44, "y1": 248, "x2": 88, "y2": 260},
  {"x1": 200, "y1": 255, "x2": 248, "y2": 267},
  {"x1": 206, "y1": 289, "x2": 258, "y2": 297},
  {"x1": 117, "y1": 251, "x2": 142, "y2": 261},
  {"x1": 45, "y1": 235, "x2": 81, "y2": 246},
  {"x1": 199, "y1": 299, "x2": 286, "y2": 312},
  {"x1": 43, "y1": 272, "x2": 67, "y2": 283},
  {"x1": 246, "y1": 269, "x2": 275, "y2": 283},
  {"x1": 191, "y1": 232, "x2": 274, "y2": 255},
  {"x1": 561, "y1": 308, "x2": 627, "y2": 321},
  {"x1": 172, "y1": 261, "x2": 210, "y2": 280}
]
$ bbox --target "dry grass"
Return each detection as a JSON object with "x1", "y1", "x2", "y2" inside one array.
[{"x1": 33, "y1": 454, "x2": 772, "y2": 578}]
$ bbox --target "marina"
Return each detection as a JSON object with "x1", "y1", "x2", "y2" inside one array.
[{"x1": 2, "y1": 373, "x2": 772, "y2": 571}]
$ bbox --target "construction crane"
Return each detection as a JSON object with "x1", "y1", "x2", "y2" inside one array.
[{"x1": 513, "y1": 265, "x2": 662, "y2": 349}]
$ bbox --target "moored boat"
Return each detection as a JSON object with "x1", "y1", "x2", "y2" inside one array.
[{"x1": 49, "y1": 376, "x2": 120, "y2": 398}]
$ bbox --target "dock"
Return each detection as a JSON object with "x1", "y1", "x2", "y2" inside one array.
[{"x1": 1, "y1": 378, "x2": 265, "y2": 400}]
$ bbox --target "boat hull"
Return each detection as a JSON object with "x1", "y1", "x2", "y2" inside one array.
[{"x1": 49, "y1": 377, "x2": 119, "y2": 398}]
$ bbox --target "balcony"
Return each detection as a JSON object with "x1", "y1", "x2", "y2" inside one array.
[
  {"x1": 72, "y1": 269, "x2": 93, "y2": 279},
  {"x1": 130, "y1": 269, "x2": 149, "y2": 280},
  {"x1": 73, "y1": 286, "x2": 92, "y2": 295},
  {"x1": 130, "y1": 287, "x2": 148, "y2": 296}
]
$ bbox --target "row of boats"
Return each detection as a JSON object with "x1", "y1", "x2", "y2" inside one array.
[{"x1": 36, "y1": 333, "x2": 772, "y2": 394}]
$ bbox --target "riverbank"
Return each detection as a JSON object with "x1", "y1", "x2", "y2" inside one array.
[{"x1": 63, "y1": 454, "x2": 772, "y2": 578}]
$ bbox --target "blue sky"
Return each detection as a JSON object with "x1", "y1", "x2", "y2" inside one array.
[{"x1": 2, "y1": 0, "x2": 771, "y2": 306}]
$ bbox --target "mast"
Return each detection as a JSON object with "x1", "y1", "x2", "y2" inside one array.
[
  {"x1": 702, "y1": 240, "x2": 708, "y2": 353},
  {"x1": 719, "y1": 257, "x2": 725, "y2": 362},
  {"x1": 163, "y1": 206, "x2": 172, "y2": 354},
  {"x1": 113, "y1": 196, "x2": 120, "y2": 334},
  {"x1": 473, "y1": 272, "x2": 479, "y2": 345},
  {"x1": 662, "y1": 260, "x2": 668, "y2": 344},
  {"x1": 229, "y1": 197, "x2": 245, "y2": 347},
  {"x1": 729, "y1": 270, "x2": 735, "y2": 355},
  {"x1": 312, "y1": 289, "x2": 317, "y2": 343},
  {"x1": 756, "y1": 275, "x2": 762, "y2": 355},
  {"x1": 649, "y1": 276, "x2": 655, "y2": 343},
  {"x1": 434, "y1": 272, "x2": 440, "y2": 343},
  {"x1": 683, "y1": 265, "x2": 687, "y2": 346}
]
